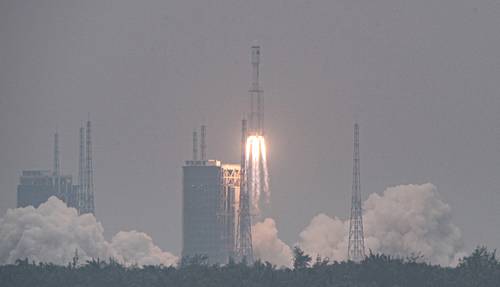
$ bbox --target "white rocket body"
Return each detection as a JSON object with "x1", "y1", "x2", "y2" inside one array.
[{"x1": 249, "y1": 46, "x2": 263, "y2": 136}]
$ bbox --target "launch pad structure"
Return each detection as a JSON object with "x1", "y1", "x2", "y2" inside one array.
[
  {"x1": 182, "y1": 46, "x2": 264, "y2": 265},
  {"x1": 17, "y1": 119, "x2": 96, "y2": 216},
  {"x1": 182, "y1": 125, "x2": 244, "y2": 264}
]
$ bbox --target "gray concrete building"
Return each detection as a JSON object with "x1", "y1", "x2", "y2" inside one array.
[
  {"x1": 182, "y1": 160, "x2": 240, "y2": 265},
  {"x1": 17, "y1": 170, "x2": 78, "y2": 210}
]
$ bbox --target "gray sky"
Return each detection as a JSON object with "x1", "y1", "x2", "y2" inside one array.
[{"x1": 1, "y1": 0, "x2": 499, "y2": 256}]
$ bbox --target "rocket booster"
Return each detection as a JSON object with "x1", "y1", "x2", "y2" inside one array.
[{"x1": 249, "y1": 46, "x2": 263, "y2": 136}]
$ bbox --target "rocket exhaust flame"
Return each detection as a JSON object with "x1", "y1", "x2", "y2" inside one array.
[{"x1": 245, "y1": 135, "x2": 269, "y2": 215}]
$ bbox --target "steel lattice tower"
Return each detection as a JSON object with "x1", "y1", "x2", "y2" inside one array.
[
  {"x1": 79, "y1": 119, "x2": 95, "y2": 215},
  {"x1": 192, "y1": 129, "x2": 198, "y2": 161},
  {"x1": 53, "y1": 131, "x2": 60, "y2": 196},
  {"x1": 237, "y1": 119, "x2": 254, "y2": 264},
  {"x1": 78, "y1": 126, "x2": 85, "y2": 208},
  {"x1": 85, "y1": 119, "x2": 95, "y2": 214},
  {"x1": 348, "y1": 123, "x2": 365, "y2": 262}
]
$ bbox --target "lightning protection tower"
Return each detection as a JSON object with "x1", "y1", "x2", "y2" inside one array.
[
  {"x1": 79, "y1": 119, "x2": 95, "y2": 215},
  {"x1": 78, "y1": 126, "x2": 85, "y2": 211},
  {"x1": 53, "y1": 131, "x2": 60, "y2": 196},
  {"x1": 237, "y1": 118, "x2": 254, "y2": 264},
  {"x1": 348, "y1": 123, "x2": 365, "y2": 262}
]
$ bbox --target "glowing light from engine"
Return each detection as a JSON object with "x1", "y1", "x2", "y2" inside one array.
[{"x1": 245, "y1": 135, "x2": 269, "y2": 215}]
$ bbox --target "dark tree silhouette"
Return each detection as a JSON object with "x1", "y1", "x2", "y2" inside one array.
[
  {"x1": 0, "y1": 247, "x2": 499, "y2": 287},
  {"x1": 293, "y1": 246, "x2": 312, "y2": 270}
]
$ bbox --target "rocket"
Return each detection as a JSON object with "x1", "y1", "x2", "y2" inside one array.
[{"x1": 249, "y1": 46, "x2": 263, "y2": 136}]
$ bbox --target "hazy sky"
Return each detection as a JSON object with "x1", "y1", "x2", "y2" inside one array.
[{"x1": 1, "y1": 0, "x2": 499, "y2": 256}]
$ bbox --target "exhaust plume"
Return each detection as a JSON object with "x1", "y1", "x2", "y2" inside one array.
[
  {"x1": 252, "y1": 218, "x2": 292, "y2": 267},
  {"x1": 246, "y1": 135, "x2": 269, "y2": 215},
  {"x1": 0, "y1": 197, "x2": 177, "y2": 266},
  {"x1": 1, "y1": 184, "x2": 464, "y2": 267},
  {"x1": 298, "y1": 183, "x2": 465, "y2": 266},
  {"x1": 251, "y1": 184, "x2": 464, "y2": 267},
  {"x1": 298, "y1": 214, "x2": 348, "y2": 261}
]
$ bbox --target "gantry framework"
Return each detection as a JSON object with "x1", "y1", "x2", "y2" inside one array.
[
  {"x1": 236, "y1": 119, "x2": 254, "y2": 263},
  {"x1": 78, "y1": 119, "x2": 95, "y2": 215}
]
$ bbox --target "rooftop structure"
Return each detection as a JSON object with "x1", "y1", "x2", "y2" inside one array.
[
  {"x1": 16, "y1": 119, "x2": 95, "y2": 215},
  {"x1": 17, "y1": 170, "x2": 77, "y2": 209}
]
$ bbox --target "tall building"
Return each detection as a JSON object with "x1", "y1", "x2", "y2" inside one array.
[
  {"x1": 16, "y1": 120, "x2": 95, "y2": 215},
  {"x1": 182, "y1": 159, "x2": 222, "y2": 263},
  {"x1": 182, "y1": 126, "x2": 241, "y2": 265},
  {"x1": 17, "y1": 132, "x2": 79, "y2": 209},
  {"x1": 17, "y1": 170, "x2": 77, "y2": 209}
]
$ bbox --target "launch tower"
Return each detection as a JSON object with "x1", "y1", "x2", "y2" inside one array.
[{"x1": 78, "y1": 119, "x2": 95, "y2": 214}]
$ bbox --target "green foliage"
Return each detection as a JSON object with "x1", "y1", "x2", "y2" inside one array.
[
  {"x1": 293, "y1": 246, "x2": 312, "y2": 270},
  {"x1": 456, "y1": 246, "x2": 500, "y2": 287},
  {"x1": 0, "y1": 247, "x2": 499, "y2": 287}
]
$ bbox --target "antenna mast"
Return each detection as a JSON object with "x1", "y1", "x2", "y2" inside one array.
[
  {"x1": 82, "y1": 119, "x2": 95, "y2": 214},
  {"x1": 200, "y1": 125, "x2": 207, "y2": 161},
  {"x1": 53, "y1": 131, "x2": 60, "y2": 196},
  {"x1": 193, "y1": 130, "x2": 198, "y2": 161},
  {"x1": 348, "y1": 123, "x2": 365, "y2": 262},
  {"x1": 78, "y1": 126, "x2": 85, "y2": 214}
]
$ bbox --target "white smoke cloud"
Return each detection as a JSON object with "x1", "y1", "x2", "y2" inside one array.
[
  {"x1": 363, "y1": 183, "x2": 464, "y2": 265},
  {"x1": 298, "y1": 214, "x2": 348, "y2": 262},
  {"x1": 111, "y1": 231, "x2": 178, "y2": 266},
  {"x1": 1, "y1": 184, "x2": 463, "y2": 267},
  {"x1": 252, "y1": 218, "x2": 293, "y2": 267},
  {"x1": 298, "y1": 183, "x2": 465, "y2": 266},
  {"x1": 0, "y1": 197, "x2": 178, "y2": 266}
]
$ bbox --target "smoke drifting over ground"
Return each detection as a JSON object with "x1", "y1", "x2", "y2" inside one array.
[
  {"x1": 298, "y1": 214, "x2": 348, "y2": 262},
  {"x1": 253, "y1": 184, "x2": 464, "y2": 267},
  {"x1": 252, "y1": 218, "x2": 293, "y2": 267},
  {"x1": 363, "y1": 183, "x2": 465, "y2": 265},
  {"x1": 0, "y1": 197, "x2": 177, "y2": 266},
  {"x1": 1, "y1": 184, "x2": 463, "y2": 267}
]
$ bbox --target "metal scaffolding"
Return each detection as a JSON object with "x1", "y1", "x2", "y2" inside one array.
[
  {"x1": 236, "y1": 119, "x2": 254, "y2": 263},
  {"x1": 78, "y1": 119, "x2": 95, "y2": 215}
]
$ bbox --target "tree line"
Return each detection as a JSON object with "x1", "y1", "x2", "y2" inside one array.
[{"x1": 0, "y1": 246, "x2": 498, "y2": 287}]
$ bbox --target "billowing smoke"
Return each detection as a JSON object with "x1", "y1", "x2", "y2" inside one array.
[
  {"x1": 363, "y1": 183, "x2": 465, "y2": 265},
  {"x1": 298, "y1": 214, "x2": 348, "y2": 261},
  {"x1": 252, "y1": 218, "x2": 292, "y2": 267},
  {"x1": 251, "y1": 184, "x2": 464, "y2": 267},
  {"x1": 0, "y1": 197, "x2": 178, "y2": 266},
  {"x1": 1, "y1": 184, "x2": 463, "y2": 267},
  {"x1": 110, "y1": 231, "x2": 178, "y2": 266},
  {"x1": 298, "y1": 183, "x2": 465, "y2": 266}
]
